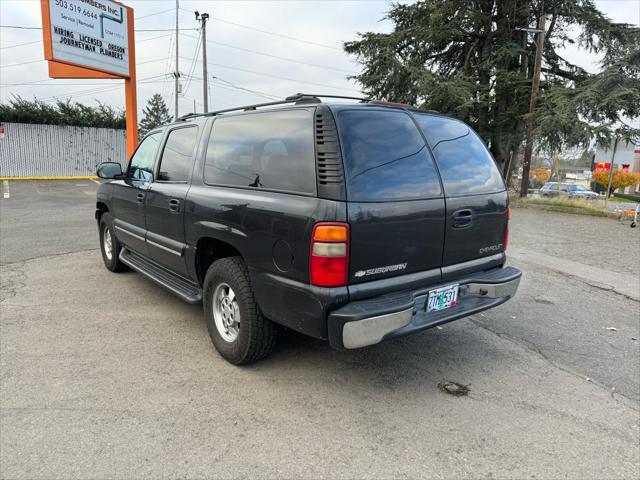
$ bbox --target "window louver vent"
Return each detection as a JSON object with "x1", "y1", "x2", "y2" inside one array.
[{"x1": 315, "y1": 108, "x2": 344, "y2": 187}]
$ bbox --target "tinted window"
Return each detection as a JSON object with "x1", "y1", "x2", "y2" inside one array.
[
  {"x1": 157, "y1": 126, "x2": 198, "y2": 182},
  {"x1": 337, "y1": 110, "x2": 441, "y2": 201},
  {"x1": 128, "y1": 131, "x2": 162, "y2": 182},
  {"x1": 204, "y1": 109, "x2": 316, "y2": 194},
  {"x1": 414, "y1": 114, "x2": 505, "y2": 196}
]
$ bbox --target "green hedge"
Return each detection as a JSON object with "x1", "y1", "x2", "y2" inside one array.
[
  {"x1": 613, "y1": 192, "x2": 640, "y2": 202},
  {"x1": 0, "y1": 96, "x2": 125, "y2": 129}
]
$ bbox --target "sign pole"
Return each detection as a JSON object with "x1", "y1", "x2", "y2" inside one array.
[{"x1": 124, "y1": 6, "x2": 138, "y2": 158}]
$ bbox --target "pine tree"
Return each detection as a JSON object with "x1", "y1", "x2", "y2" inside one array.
[
  {"x1": 138, "y1": 93, "x2": 172, "y2": 137},
  {"x1": 344, "y1": 1, "x2": 640, "y2": 181}
]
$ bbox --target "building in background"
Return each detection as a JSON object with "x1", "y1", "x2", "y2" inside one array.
[{"x1": 593, "y1": 141, "x2": 640, "y2": 194}]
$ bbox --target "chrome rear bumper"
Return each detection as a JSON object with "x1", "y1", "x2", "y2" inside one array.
[{"x1": 330, "y1": 266, "x2": 522, "y2": 350}]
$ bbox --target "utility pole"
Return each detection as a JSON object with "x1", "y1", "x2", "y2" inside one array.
[
  {"x1": 604, "y1": 137, "x2": 619, "y2": 208},
  {"x1": 174, "y1": 0, "x2": 180, "y2": 120},
  {"x1": 518, "y1": 12, "x2": 546, "y2": 198},
  {"x1": 195, "y1": 11, "x2": 210, "y2": 113}
]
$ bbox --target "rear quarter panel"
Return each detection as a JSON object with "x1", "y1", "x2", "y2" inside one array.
[{"x1": 185, "y1": 185, "x2": 347, "y2": 336}]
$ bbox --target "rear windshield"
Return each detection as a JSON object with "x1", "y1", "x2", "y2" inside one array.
[
  {"x1": 413, "y1": 114, "x2": 505, "y2": 196},
  {"x1": 337, "y1": 109, "x2": 442, "y2": 201}
]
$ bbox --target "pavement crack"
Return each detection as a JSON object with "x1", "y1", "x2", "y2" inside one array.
[
  {"x1": 0, "y1": 248, "x2": 99, "y2": 267},
  {"x1": 469, "y1": 318, "x2": 640, "y2": 411},
  {"x1": 555, "y1": 270, "x2": 640, "y2": 303}
]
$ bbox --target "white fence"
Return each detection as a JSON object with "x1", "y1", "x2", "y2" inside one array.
[{"x1": 0, "y1": 122, "x2": 127, "y2": 177}]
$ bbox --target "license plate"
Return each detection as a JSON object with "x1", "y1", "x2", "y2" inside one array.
[{"x1": 426, "y1": 284, "x2": 459, "y2": 313}]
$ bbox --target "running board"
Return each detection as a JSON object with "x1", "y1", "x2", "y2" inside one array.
[{"x1": 119, "y1": 249, "x2": 203, "y2": 304}]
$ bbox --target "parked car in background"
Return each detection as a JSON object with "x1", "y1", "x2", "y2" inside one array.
[
  {"x1": 539, "y1": 182, "x2": 567, "y2": 197},
  {"x1": 95, "y1": 94, "x2": 521, "y2": 364},
  {"x1": 566, "y1": 183, "x2": 599, "y2": 199},
  {"x1": 539, "y1": 182, "x2": 598, "y2": 199}
]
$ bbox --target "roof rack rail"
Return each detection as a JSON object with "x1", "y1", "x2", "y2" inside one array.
[
  {"x1": 176, "y1": 93, "x2": 370, "y2": 121},
  {"x1": 177, "y1": 112, "x2": 197, "y2": 121}
]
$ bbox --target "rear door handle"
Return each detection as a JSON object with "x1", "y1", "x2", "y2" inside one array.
[
  {"x1": 136, "y1": 192, "x2": 145, "y2": 204},
  {"x1": 452, "y1": 209, "x2": 473, "y2": 228},
  {"x1": 169, "y1": 198, "x2": 181, "y2": 213}
]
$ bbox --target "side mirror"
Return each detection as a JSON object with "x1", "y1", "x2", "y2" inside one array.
[{"x1": 97, "y1": 162, "x2": 124, "y2": 179}]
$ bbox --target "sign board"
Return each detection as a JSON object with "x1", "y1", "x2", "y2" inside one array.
[{"x1": 43, "y1": 0, "x2": 130, "y2": 77}]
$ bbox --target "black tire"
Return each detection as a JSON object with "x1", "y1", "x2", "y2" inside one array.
[
  {"x1": 99, "y1": 213, "x2": 128, "y2": 272},
  {"x1": 203, "y1": 256, "x2": 277, "y2": 365}
]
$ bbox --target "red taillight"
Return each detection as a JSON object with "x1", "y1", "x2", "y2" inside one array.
[
  {"x1": 504, "y1": 207, "x2": 510, "y2": 251},
  {"x1": 310, "y1": 222, "x2": 349, "y2": 287}
]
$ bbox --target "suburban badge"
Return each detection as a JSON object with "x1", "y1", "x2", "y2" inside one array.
[{"x1": 354, "y1": 262, "x2": 408, "y2": 278}]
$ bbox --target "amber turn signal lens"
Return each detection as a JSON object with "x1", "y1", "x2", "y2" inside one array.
[{"x1": 313, "y1": 225, "x2": 348, "y2": 242}]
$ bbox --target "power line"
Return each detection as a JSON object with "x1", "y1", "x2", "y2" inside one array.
[
  {"x1": 136, "y1": 28, "x2": 198, "y2": 32},
  {"x1": 215, "y1": 17, "x2": 341, "y2": 51},
  {"x1": 181, "y1": 57, "x2": 361, "y2": 93},
  {"x1": 1, "y1": 55, "x2": 361, "y2": 95},
  {"x1": 210, "y1": 81, "x2": 278, "y2": 101},
  {"x1": 3, "y1": 60, "x2": 359, "y2": 98},
  {"x1": 185, "y1": 74, "x2": 281, "y2": 101},
  {"x1": 36, "y1": 75, "x2": 169, "y2": 102},
  {"x1": 181, "y1": 33, "x2": 355, "y2": 74},
  {"x1": 137, "y1": 8, "x2": 174, "y2": 20},
  {"x1": 1, "y1": 59, "x2": 43, "y2": 68},
  {"x1": 0, "y1": 33, "x2": 171, "y2": 60},
  {"x1": 181, "y1": 30, "x2": 202, "y2": 96},
  {"x1": 212, "y1": 77, "x2": 280, "y2": 101},
  {"x1": 0, "y1": 25, "x2": 40, "y2": 30},
  {"x1": 0, "y1": 25, "x2": 199, "y2": 32},
  {"x1": 1, "y1": 73, "x2": 169, "y2": 87},
  {"x1": 0, "y1": 40, "x2": 40, "y2": 50},
  {"x1": 0, "y1": 55, "x2": 169, "y2": 72},
  {"x1": 137, "y1": 33, "x2": 173, "y2": 43},
  {"x1": 161, "y1": 33, "x2": 176, "y2": 106},
  {"x1": 177, "y1": 9, "x2": 341, "y2": 51}
]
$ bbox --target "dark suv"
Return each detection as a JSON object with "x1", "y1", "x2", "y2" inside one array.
[{"x1": 96, "y1": 94, "x2": 521, "y2": 364}]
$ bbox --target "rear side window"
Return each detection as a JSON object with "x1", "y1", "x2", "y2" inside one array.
[
  {"x1": 157, "y1": 126, "x2": 198, "y2": 182},
  {"x1": 204, "y1": 109, "x2": 316, "y2": 195},
  {"x1": 337, "y1": 110, "x2": 441, "y2": 201},
  {"x1": 414, "y1": 114, "x2": 504, "y2": 196}
]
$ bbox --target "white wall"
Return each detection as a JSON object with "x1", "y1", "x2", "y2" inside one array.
[{"x1": 0, "y1": 123, "x2": 126, "y2": 177}]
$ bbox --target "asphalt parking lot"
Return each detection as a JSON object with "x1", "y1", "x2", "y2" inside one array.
[{"x1": 1, "y1": 180, "x2": 639, "y2": 479}]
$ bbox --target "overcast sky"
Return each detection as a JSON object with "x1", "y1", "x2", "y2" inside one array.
[{"x1": 1, "y1": 0, "x2": 639, "y2": 121}]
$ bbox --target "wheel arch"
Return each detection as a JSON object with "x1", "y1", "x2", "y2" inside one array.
[
  {"x1": 195, "y1": 236, "x2": 244, "y2": 286},
  {"x1": 96, "y1": 201, "x2": 109, "y2": 222}
]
